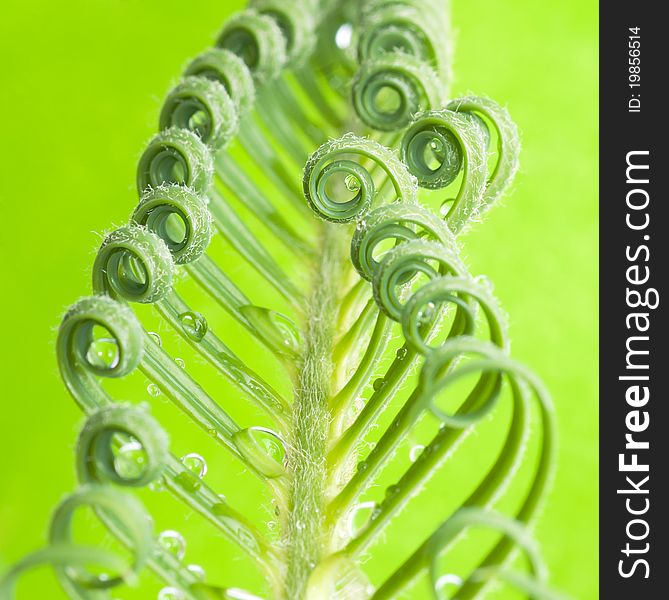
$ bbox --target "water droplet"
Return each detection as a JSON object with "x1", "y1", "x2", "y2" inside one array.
[
  {"x1": 356, "y1": 461, "x2": 368, "y2": 474},
  {"x1": 157, "y1": 530, "x2": 186, "y2": 560},
  {"x1": 345, "y1": 174, "x2": 361, "y2": 192},
  {"x1": 409, "y1": 444, "x2": 425, "y2": 462},
  {"x1": 158, "y1": 587, "x2": 184, "y2": 600},
  {"x1": 474, "y1": 274, "x2": 494, "y2": 293},
  {"x1": 234, "y1": 526, "x2": 259, "y2": 552},
  {"x1": 181, "y1": 453, "x2": 207, "y2": 479},
  {"x1": 335, "y1": 23, "x2": 353, "y2": 50},
  {"x1": 147, "y1": 331, "x2": 162, "y2": 346},
  {"x1": 232, "y1": 427, "x2": 287, "y2": 478},
  {"x1": 367, "y1": 441, "x2": 376, "y2": 451},
  {"x1": 395, "y1": 346, "x2": 408, "y2": 361},
  {"x1": 186, "y1": 564, "x2": 205, "y2": 581},
  {"x1": 147, "y1": 383, "x2": 161, "y2": 397},
  {"x1": 418, "y1": 301, "x2": 437, "y2": 325},
  {"x1": 267, "y1": 520, "x2": 277, "y2": 531},
  {"x1": 114, "y1": 440, "x2": 146, "y2": 479},
  {"x1": 175, "y1": 357, "x2": 186, "y2": 369},
  {"x1": 256, "y1": 429, "x2": 285, "y2": 462},
  {"x1": 430, "y1": 138, "x2": 444, "y2": 153},
  {"x1": 239, "y1": 306, "x2": 301, "y2": 359},
  {"x1": 372, "y1": 378, "x2": 385, "y2": 392},
  {"x1": 384, "y1": 484, "x2": 400, "y2": 499},
  {"x1": 347, "y1": 501, "x2": 376, "y2": 536},
  {"x1": 439, "y1": 199, "x2": 455, "y2": 217},
  {"x1": 86, "y1": 337, "x2": 119, "y2": 369},
  {"x1": 179, "y1": 311, "x2": 208, "y2": 342},
  {"x1": 435, "y1": 573, "x2": 463, "y2": 599},
  {"x1": 149, "y1": 477, "x2": 165, "y2": 492}
]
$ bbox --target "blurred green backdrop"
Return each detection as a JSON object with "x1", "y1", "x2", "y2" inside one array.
[{"x1": 0, "y1": 1, "x2": 597, "y2": 598}]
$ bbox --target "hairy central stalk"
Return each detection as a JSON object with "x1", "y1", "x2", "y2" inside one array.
[{"x1": 284, "y1": 222, "x2": 346, "y2": 598}]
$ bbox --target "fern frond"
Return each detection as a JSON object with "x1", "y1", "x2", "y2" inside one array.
[{"x1": 1, "y1": 1, "x2": 564, "y2": 599}]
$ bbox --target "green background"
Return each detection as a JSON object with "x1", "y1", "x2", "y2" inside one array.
[{"x1": 0, "y1": 0, "x2": 597, "y2": 598}]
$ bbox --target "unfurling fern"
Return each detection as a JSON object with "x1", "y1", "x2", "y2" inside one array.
[{"x1": 1, "y1": 1, "x2": 562, "y2": 599}]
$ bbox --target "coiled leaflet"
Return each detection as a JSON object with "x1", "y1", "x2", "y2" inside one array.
[
  {"x1": 76, "y1": 404, "x2": 169, "y2": 488},
  {"x1": 352, "y1": 52, "x2": 443, "y2": 131},
  {"x1": 136, "y1": 128, "x2": 213, "y2": 195},
  {"x1": 351, "y1": 202, "x2": 453, "y2": 282},
  {"x1": 131, "y1": 185, "x2": 212, "y2": 265},
  {"x1": 448, "y1": 95, "x2": 521, "y2": 212},
  {"x1": 401, "y1": 108, "x2": 488, "y2": 233},
  {"x1": 92, "y1": 225, "x2": 174, "y2": 304},
  {"x1": 50, "y1": 485, "x2": 153, "y2": 597},
  {"x1": 184, "y1": 48, "x2": 255, "y2": 115},
  {"x1": 372, "y1": 238, "x2": 465, "y2": 321},
  {"x1": 358, "y1": 2, "x2": 450, "y2": 82},
  {"x1": 303, "y1": 132, "x2": 417, "y2": 223},
  {"x1": 160, "y1": 76, "x2": 238, "y2": 149},
  {"x1": 249, "y1": 0, "x2": 317, "y2": 65},
  {"x1": 216, "y1": 10, "x2": 287, "y2": 84}
]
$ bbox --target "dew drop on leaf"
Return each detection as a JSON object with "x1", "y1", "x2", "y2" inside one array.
[
  {"x1": 232, "y1": 427, "x2": 287, "y2": 478},
  {"x1": 474, "y1": 274, "x2": 494, "y2": 293},
  {"x1": 234, "y1": 526, "x2": 259, "y2": 553},
  {"x1": 253, "y1": 428, "x2": 286, "y2": 463},
  {"x1": 440, "y1": 198, "x2": 457, "y2": 217},
  {"x1": 345, "y1": 174, "x2": 361, "y2": 192},
  {"x1": 158, "y1": 586, "x2": 184, "y2": 600},
  {"x1": 384, "y1": 484, "x2": 400, "y2": 500},
  {"x1": 418, "y1": 301, "x2": 437, "y2": 325},
  {"x1": 147, "y1": 383, "x2": 161, "y2": 397},
  {"x1": 114, "y1": 439, "x2": 146, "y2": 479},
  {"x1": 186, "y1": 563, "x2": 205, "y2": 581},
  {"x1": 434, "y1": 573, "x2": 463, "y2": 599},
  {"x1": 239, "y1": 306, "x2": 302, "y2": 358},
  {"x1": 409, "y1": 444, "x2": 425, "y2": 462},
  {"x1": 179, "y1": 311, "x2": 208, "y2": 342},
  {"x1": 181, "y1": 452, "x2": 207, "y2": 479},
  {"x1": 157, "y1": 530, "x2": 186, "y2": 560},
  {"x1": 149, "y1": 476, "x2": 165, "y2": 492},
  {"x1": 86, "y1": 336, "x2": 119, "y2": 370},
  {"x1": 147, "y1": 331, "x2": 162, "y2": 346},
  {"x1": 347, "y1": 501, "x2": 377, "y2": 536}
]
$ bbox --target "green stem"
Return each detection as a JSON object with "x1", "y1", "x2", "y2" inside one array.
[{"x1": 284, "y1": 223, "x2": 346, "y2": 599}]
